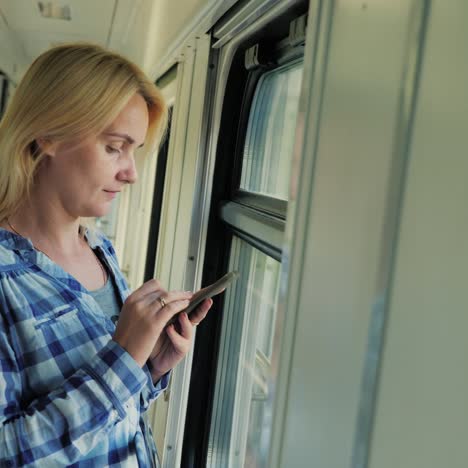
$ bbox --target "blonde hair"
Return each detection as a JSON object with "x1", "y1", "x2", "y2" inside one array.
[{"x1": 0, "y1": 42, "x2": 167, "y2": 234}]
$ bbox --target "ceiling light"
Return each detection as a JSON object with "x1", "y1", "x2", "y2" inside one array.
[{"x1": 38, "y1": 2, "x2": 71, "y2": 21}]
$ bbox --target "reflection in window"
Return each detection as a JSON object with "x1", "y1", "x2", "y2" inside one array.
[
  {"x1": 208, "y1": 237, "x2": 280, "y2": 467},
  {"x1": 240, "y1": 61, "x2": 303, "y2": 200}
]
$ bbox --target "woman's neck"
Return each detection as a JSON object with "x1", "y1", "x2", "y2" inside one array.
[{"x1": 3, "y1": 208, "x2": 85, "y2": 258}]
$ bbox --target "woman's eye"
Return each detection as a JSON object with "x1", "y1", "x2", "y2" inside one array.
[{"x1": 106, "y1": 146, "x2": 121, "y2": 154}]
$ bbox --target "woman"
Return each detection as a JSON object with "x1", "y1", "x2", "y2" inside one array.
[{"x1": 0, "y1": 43, "x2": 212, "y2": 466}]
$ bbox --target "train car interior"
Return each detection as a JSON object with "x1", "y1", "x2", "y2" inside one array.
[{"x1": 0, "y1": 1, "x2": 467, "y2": 467}]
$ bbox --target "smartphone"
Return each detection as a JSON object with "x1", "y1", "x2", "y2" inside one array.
[{"x1": 166, "y1": 271, "x2": 239, "y2": 326}]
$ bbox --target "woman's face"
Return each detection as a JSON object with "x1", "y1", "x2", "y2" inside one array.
[{"x1": 40, "y1": 93, "x2": 149, "y2": 219}]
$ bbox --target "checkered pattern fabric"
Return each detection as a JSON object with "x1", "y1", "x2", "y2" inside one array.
[{"x1": 0, "y1": 227, "x2": 168, "y2": 467}]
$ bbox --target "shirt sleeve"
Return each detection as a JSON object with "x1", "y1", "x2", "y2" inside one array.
[
  {"x1": 139, "y1": 362, "x2": 171, "y2": 413},
  {"x1": 0, "y1": 307, "x2": 148, "y2": 467}
]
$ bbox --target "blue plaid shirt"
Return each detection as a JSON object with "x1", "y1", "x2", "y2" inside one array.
[{"x1": 0, "y1": 227, "x2": 169, "y2": 467}]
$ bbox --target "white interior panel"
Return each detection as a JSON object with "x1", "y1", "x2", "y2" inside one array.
[
  {"x1": 137, "y1": 0, "x2": 210, "y2": 73},
  {"x1": 279, "y1": 1, "x2": 415, "y2": 466},
  {"x1": 0, "y1": 20, "x2": 27, "y2": 80},
  {"x1": 369, "y1": 3, "x2": 468, "y2": 467}
]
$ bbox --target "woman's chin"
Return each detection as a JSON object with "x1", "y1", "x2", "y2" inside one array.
[{"x1": 83, "y1": 204, "x2": 113, "y2": 219}]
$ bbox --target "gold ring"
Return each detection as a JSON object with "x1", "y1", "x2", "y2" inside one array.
[{"x1": 158, "y1": 297, "x2": 166, "y2": 308}]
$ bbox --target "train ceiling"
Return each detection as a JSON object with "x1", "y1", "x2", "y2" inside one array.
[{"x1": 0, "y1": 0, "x2": 140, "y2": 62}]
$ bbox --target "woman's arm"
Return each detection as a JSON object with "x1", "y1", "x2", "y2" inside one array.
[
  {"x1": 0, "y1": 271, "x2": 192, "y2": 463},
  {"x1": 0, "y1": 313, "x2": 150, "y2": 466}
]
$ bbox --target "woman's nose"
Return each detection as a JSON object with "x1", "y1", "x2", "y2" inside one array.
[{"x1": 117, "y1": 153, "x2": 138, "y2": 184}]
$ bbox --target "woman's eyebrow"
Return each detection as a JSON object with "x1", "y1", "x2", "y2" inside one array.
[{"x1": 103, "y1": 132, "x2": 144, "y2": 148}]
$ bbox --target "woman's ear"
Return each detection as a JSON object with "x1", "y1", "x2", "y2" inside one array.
[{"x1": 36, "y1": 137, "x2": 58, "y2": 157}]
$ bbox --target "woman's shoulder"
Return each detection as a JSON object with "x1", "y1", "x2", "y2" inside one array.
[
  {"x1": 0, "y1": 227, "x2": 32, "y2": 270},
  {"x1": 0, "y1": 246, "x2": 20, "y2": 271}
]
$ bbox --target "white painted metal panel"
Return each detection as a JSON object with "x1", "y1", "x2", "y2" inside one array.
[
  {"x1": 369, "y1": 3, "x2": 468, "y2": 468},
  {"x1": 147, "y1": 0, "x2": 239, "y2": 77},
  {"x1": 275, "y1": 1, "x2": 416, "y2": 467},
  {"x1": 0, "y1": 17, "x2": 27, "y2": 80}
]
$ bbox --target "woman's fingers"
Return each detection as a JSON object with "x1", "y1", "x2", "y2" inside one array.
[
  {"x1": 129, "y1": 278, "x2": 192, "y2": 302},
  {"x1": 166, "y1": 321, "x2": 191, "y2": 351},
  {"x1": 177, "y1": 312, "x2": 193, "y2": 339},
  {"x1": 156, "y1": 298, "x2": 191, "y2": 324},
  {"x1": 143, "y1": 289, "x2": 192, "y2": 308},
  {"x1": 130, "y1": 278, "x2": 165, "y2": 299},
  {"x1": 131, "y1": 287, "x2": 194, "y2": 330},
  {"x1": 189, "y1": 298, "x2": 213, "y2": 326},
  {"x1": 115, "y1": 280, "x2": 193, "y2": 367}
]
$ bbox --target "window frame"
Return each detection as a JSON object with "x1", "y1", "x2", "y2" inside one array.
[{"x1": 181, "y1": 5, "x2": 308, "y2": 466}]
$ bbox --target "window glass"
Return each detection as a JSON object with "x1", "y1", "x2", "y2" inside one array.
[
  {"x1": 240, "y1": 61, "x2": 303, "y2": 200},
  {"x1": 208, "y1": 237, "x2": 280, "y2": 467},
  {"x1": 202, "y1": 49, "x2": 304, "y2": 468}
]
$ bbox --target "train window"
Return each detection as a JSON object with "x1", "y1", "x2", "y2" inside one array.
[
  {"x1": 240, "y1": 61, "x2": 303, "y2": 200},
  {"x1": 206, "y1": 60, "x2": 303, "y2": 465},
  {"x1": 209, "y1": 237, "x2": 280, "y2": 467},
  {"x1": 182, "y1": 7, "x2": 308, "y2": 466},
  {"x1": 182, "y1": 20, "x2": 305, "y2": 468}
]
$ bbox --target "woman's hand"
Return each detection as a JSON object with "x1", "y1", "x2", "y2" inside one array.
[
  {"x1": 148, "y1": 297, "x2": 213, "y2": 382},
  {"x1": 112, "y1": 279, "x2": 193, "y2": 368}
]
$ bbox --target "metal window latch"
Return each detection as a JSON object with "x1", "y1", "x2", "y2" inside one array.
[
  {"x1": 244, "y1": 43, "x2": 271, "y2": 70},
  {"x1": 289, "y1": 13, "x2": 308, "y2": 47}
]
